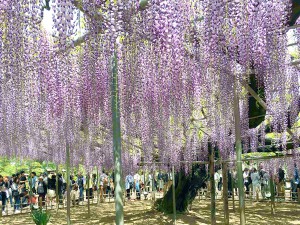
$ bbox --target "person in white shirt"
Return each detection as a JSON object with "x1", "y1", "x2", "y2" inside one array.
[
  {"x1": 243, "y1": 168, "x2": 250, "y2": 198},
  {"x1": 250, "y1": 168, "x2": 261, "y2": 200},
  {"x1": 134, "y1": 172, "x2": 140, "y2": 194},
  {"x1": 148, "y1": 174, "x2": 152, "y2": 192},
  {"x1": 134, "y1": 173, "x2": 140, "y2": 184},
  {"x1": 99, "y1": 170, "x2": 108, "y2": 202},
  {"x1": 214, "y1": 171, "x2": 220, "y2": 196}
]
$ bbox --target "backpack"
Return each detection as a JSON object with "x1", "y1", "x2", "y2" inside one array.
[{"x1": 130, "y1": 182, "x2": 134, "y2": 189}]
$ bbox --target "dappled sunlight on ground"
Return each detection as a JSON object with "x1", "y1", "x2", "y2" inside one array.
[{"x1": 2, "y1": 199, "x2": 300, "y2": 224}]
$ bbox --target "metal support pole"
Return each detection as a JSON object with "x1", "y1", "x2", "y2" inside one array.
[
  {"x1": 209, "y1": 143, "x2": 216, "y2": 225},
  {"x1": 172, "y1": 166, "x2": 176, "y2": 225},
  {"x1": 152, "y1": 169, "x2": 156, "y2": 202},
  {"x1": 232, "y1": 172, "x2": 235, "y2": 213},
  {"x1": 56, "y1": 164, "x2": 59, "y2": 211},
  {"x1": 233, "y1": 81, "x2": 246, "y2": 225},
  {"x1": 97, "y1": 167, "x2": 100, "y2": 205},
  {"x1": 222, "y1": 162, "x2": 229, "y2": 225},
  {"x1": 66, "y1": 142, "x2": 71, "y2": 225},
  {"x1": 111, "y1": 50, "x2": 124, "y2": 225},
  {"x1": 87, "y1": 172, "x2": 90, "y2": 218},
  {"x1": 28, "y1": 162, "x2": 33, "y2": 211},
  {"x1": 270, "y1": 175, "x2": 275, "y2": 215}
]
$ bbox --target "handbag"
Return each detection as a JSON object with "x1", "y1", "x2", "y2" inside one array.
[{"x1": 12, "y1": 190, "x2": 19, "y2": 197}]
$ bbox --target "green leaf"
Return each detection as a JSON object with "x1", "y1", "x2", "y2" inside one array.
[{"x1": 139, "y1": 0, "x2": 149, "y2": 10}]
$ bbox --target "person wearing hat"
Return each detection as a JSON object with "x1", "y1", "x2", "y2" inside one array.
[{"x1": 37, "y1": 176, "x2": 47, "y2": 207}]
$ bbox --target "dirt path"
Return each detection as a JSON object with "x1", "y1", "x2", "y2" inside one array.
[{"x1": 2, "y1": 199, "x2": 300, "y2": 224}]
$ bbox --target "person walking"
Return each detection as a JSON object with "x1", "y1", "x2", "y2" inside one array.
[
  {"x1": 243, "y1": 168, "x2": 250, "y2": 198},
  {"x1": 100, "y1": 170, "x2": 108, "y2": 201},
  {"x1": 0, "y1": 175, "x2": 8, "y2": 215},
  {"x1": 77, "y1": 172, "x2": 85, "y2": 202},
  {"x1": 57, "y1": 173, "x2": 64, "y2": 204},
  {"x1": 277, "y1": 167, "x2": 285, "y2": 200},
  {"x1": 47, "y1": 172, "x2": 56, "y2": 206},
  {"x1": 135, "y1": 179, "x2": 141, "y2": 200},
  {"x1": 11, "y1": 177, "x2": 21, "y2": 213},
  {"x1": 214, "y1": 170, "x2": 220, "y2": 197},
  {"x1": 37, "y1": 176, "x2": 47, "y2": 207},
  {"x1": 125, "y1": 173, "x2": 134, "y2": 200},
  {"x1": 30, "y1": 172, "x2": 38, "y2": 194},
  {"x1": 251, "y1": 168, "x2": 261, "y2": 201}
]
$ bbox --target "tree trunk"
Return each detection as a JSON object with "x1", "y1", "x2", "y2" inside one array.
[{"x1": 155, "y1": 165, "x2": 207, "y2": 214}]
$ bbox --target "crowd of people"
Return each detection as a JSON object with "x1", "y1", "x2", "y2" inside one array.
[
  {"x1": 124, "y1": 171, "x2": 172, "y2": 200},
  {"x1": 1, "y1": 163, "x2": 299, "y2": 216},
  {"x1": 0, "y1": 169, "x2": 116, "y2": 215},
  {"x1": 0, "y1": 168, "x2": 173, "y2": 216},
  {"x1": 213, "y1": 163, "x2": 300, "y2": 201}
]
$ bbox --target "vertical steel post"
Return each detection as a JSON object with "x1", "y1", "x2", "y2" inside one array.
[
  {"x1": 233, "y1": 81, "x2": 246, "y2": 225},
  {"x1": 209, "y1": 143, "x2": 216, "y2": 225},
  {"x1": 172, "y1": 166, "x2": 176, "y2": 225},
  {"x1": 66, "y1": 142, "x2": 71, "y2": 225},
  {"x1": 222, "y1": 162, "x2": 229, "y2": 225},
  {"x1": 111, "y1": 50, "x2": 124, "y2": 225}
]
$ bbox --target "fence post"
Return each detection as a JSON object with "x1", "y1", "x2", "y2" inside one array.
[
  {"x1": 39, "y1": 197, "x2": 42, "y2": 209},
  {"x1": 0, "y1": 201, "x2": 2, "y2": 217},
  {"x1": 270, "y1": 176, "x2": 275, "y2": 215}
]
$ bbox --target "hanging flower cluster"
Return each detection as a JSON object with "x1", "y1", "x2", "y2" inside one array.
[{"x1": 0, "y1": 0, "x2": 299, "y2": 173}]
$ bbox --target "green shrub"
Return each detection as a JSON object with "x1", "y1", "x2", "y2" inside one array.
[{"x1": 31, "y1": 209, "x2": 51, "y2": 225}]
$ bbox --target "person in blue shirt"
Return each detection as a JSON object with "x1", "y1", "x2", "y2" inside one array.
[
  {"x1": 125, "y1": 173, "x2": 134, "y2": 200},
  {"x1": 135, "y1": 179, "x2": 140, "y2": 200},
  {"x1": 76, "y1": 172, "x2": 85, "y2": 201}
]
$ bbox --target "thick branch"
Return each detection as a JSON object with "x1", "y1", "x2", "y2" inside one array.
[
  {"x1": 55, "y1": 32, "x2": 89, "y2": 55},
  {"x1": 71, "y1": 0, "x2": 104, "y2": 21},
  {"x1": 241, "y1": 80, "x2": 300, "y2": 142}
]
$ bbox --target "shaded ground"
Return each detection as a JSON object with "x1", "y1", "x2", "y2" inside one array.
[{"x1": 2, "y1": 199, "x2": 300, "y2": 224}]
